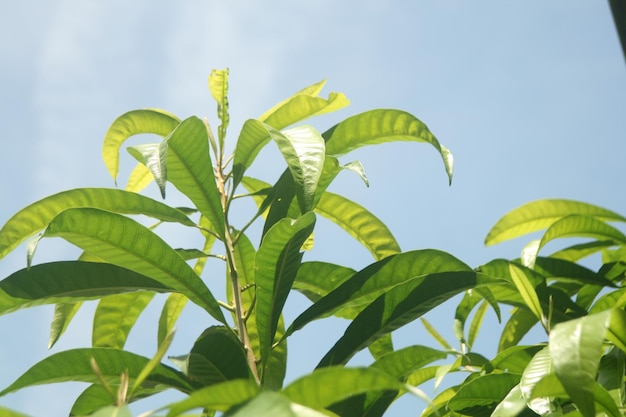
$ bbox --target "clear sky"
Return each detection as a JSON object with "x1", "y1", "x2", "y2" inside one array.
[{"x1": 1, "y1": 2, "x2": 625, "y2": 416}]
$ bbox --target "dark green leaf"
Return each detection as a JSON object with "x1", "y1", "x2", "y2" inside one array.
[{"x1": 447, "y1": 374, "x2": 520, "y2": 415}]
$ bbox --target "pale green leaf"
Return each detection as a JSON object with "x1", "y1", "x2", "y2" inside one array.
[
  {"x1": 467, "y1": 300, "x2": 489, "y2": 349},
  {"x1": 41, "y1": 207, "x2": 225, "y2": 323},
  {"x1": 125, "y1": 162, "x2": 154, "y2": 193},
  {"x1": 92, "y1": 292, "x2": 155, "y2": 348},
  {"x1": 164, "y1": 379, "x2": 260, "y2": 416},
  {"x1": 368, "y1": 334, "x2": 394, "y2": 361},
  {"x1": 256, "y1": 213, "x2": 316, "y2": 368},
  {"x1": 89, "y1": 405, "x2": 132, "y2": 417},
  {"x1": 165, "y1": 116, "x2": 225, "y2": 238},
  {"x1": 49, "y1": 302, "x2": 82, "y2": 349},
  {"x1": 550, "y1": 311, "x2": 612, "y2": 417},
  {"x1": 0, "y1": 348, "x2": 194, "y2": 397},
  {"x1": 130, "y1": 328, "x2": 176, "y2": 398},
  {"x1": 508, "y1": 263, "x2": 544, "y2": 325},
  {"x1": 275, "y1": 125, "x2": 326, "y2": 213},
  {"x1": 102, "y1": 108, "x2": 180, "y2": 182},
  {"x1": 323, "y1": 109, "x2": 453, "y2": 184},
  {"x1": 315, "y1": 191, "x2": 401, "y2": 261},
  {"x1": 158, "y1": 293, "x2": 188, "y2": 348},
  {"x1": 127, "y1": 142, "x2": 168, "y2": 198},
  {"x1": 0, "y1": 188, "x2": 195, "y2": 261},
  {"x1": 0, "y1": 406, "x2": 31, "y2": 417},
  {"x1": 485, "y1": 199, "x2": 626, "y2": 246},
  {"x1": 208, "y1": 69, "x2": 229, "y2": 148},
  {"x1": 420, "y1": 317, "x2": 452, "y2": 350}
]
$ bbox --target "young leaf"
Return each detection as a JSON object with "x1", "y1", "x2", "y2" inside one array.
[
  {"x1": 127, "y1": 142, "x2": 168, "y2": 198},
  {"x1": 315, "y1": 191, "x2": 401, "y2": 261},
  {"x1": 420, "y1": 318, "x2": 452, "y2": 350},
  {"x1": 0, "y1": 348, "x2": 195, "y2": 397},
  {"x1": 102, "y1": 108, "x2": 180, "y2": 183},
  {"x1": 485, "y1": 199, "x2": 626, "y2": 246},
  {"x1": 125, "y1": 162, "x2": 154, "y2": 193},
  {"x1": 0, "y1": 261, "x2": 171, "y2": 316},
  {"x1": 208, "y1": 69, "x2": 229, "y2": 148},
  {"x1": 49, "y1": 302, "x2": 82, "y2": 349},
  {"x1": 259, "y1": 80, "x2": 349, "y2": 130},
  {"x1": 92, "y1": 292, "x2": 155, "y2": 349},
  {"x1": 508, "y1": 263, "x2": 545, "y2": 326},
  {"x1": 0, "y1": 188, "x2": 195, "y2": 261},
  {"x1": 322, "y1": 109, "x2": 453, "y2": 185},
  {"x1": 164, "y1": 116, "x2": 226, "y2": 239},
  {"x1": 158, "y1": 293, "x2": 188, "y2": 348},
  {"x1": 255, "y1": 212, "x2": 316, "y2": 369},
  {"x1": 274, "y1": 125, "x2": 326, "y2": 213},
  {"x1": 41, "y1": 208, "x2": 225, "y2": 323}
]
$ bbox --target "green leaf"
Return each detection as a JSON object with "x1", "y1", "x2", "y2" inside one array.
[
  {"x1": 127, "y1": 142, "x2": 168, "y2": 198},
  {"x1": 0, "y1": 261, "x2": 171, "y2": 316},
  {"x1": 164, "y1": 379, "x2": 260, "y2": 417},
  {"x1": 525, "y1": 214, "x2": 626, "y2": 266},
  {"x1": 0, "y1": 406, "x2": 31, "y2": 417},
  {"x1": 274, "y1": 125, "x2": 326, "y2": 213},
  {"x1": 367, "y1": 334, "x2": 394, "y2": 361},
  {"x1": 89, "y1": 405, "x2": 132, "y2": 417},
  {"x1": 467, "y1": 300, "x2": 489, "y2": 349},
  {"x1": 491, "y1": 344, "x2": 544, "y2": 374},
  {"x1": 549, "y1": 310, "x2": 612, "y2": 417},
  {"x1": 485, "y1": 199, "x2": 626, "y2": 246},
  {"x1": 259, "y1": 80, "x2": 349, "y2": 130},
  {"x1": 129, "y1": 328, "x2": 176, "y2": 398},
  {"x1": 286, "y1": 250, "x2": 471, "y2": 339},
  {"x1": 316, "y1": 271, "x2": 498, "y2": 367},
  {"x1": 315, "y1": 191, "x2": 401, "y2": 261},
  {"x1": 125, "y1": 162, "x2": 154, "y2": 193},
  {"x1": 323, "y1": 109, "x2": 453, "y2": 185},
  {"x1": 158, "y1": 293, "x2": 188, "y2": 348},
  {"x1": 490, "y1": 385, "x2": 528, "y2": 417},
  {"x1": 519, "y1": 346, "x2": 559, "y2": 416},
  {"x1": 421, "y1": 317, "x2": 453, "y2": 350},
  {"x1": 447, "y1": 373, "x2": 520, "y2": 415},
  {"x1": 371, "y1": 345, "x2": 448, "y2": 378},
  {"x1": 508, "y1": 263, "x2": 545, "y2": 325},
  {"x1": 0, "y1": 188, "x2": 195, "y2": 261},
  {"x1": 165, "y1": 116, "x2": 225, "y2": 239},
  {"x1": 223, "y1": 391, "x2": 334, "y2": 417},
  {"x1": 293, "y1": 261, "x2": 356, "y2": 303},
  {"x1": 102, "y1": 108, "x2": 180, "y2": 183},
  {"x1": 282, "y1": 367, "x2": 405, "y2": 410},
  {"x1": 92, "y1": 292, "x2": 155, "y2": 348},
  {"x1": 232, "y1": 119, "x2": 281, "y2": 186},
  {"x1": 185, "y1": 326, "x2": 251, "y2": 387},
  {"x1": 255, "y1": 212, "x2": 316, "y2": 369},
  {"x1": 42, "y1": 207, "x2": 225, "y2": 323},
  {"x1": 208, "y1": 69, "x2": 229, "y2": 148},
  {"x1": 49, "y1": 302, "x2": 82, "y2": 349},
  {"x1": 0, "y1": 348, "x2": 194, "y2": 397}
]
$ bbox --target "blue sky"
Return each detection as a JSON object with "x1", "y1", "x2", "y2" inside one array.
[{"x1": 1, "y1": 2, "x2": 625, "y2": 416}]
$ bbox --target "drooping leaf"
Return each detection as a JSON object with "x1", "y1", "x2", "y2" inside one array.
[
  {"x1": 164, "y1": 116, "x2": 226, "y2": 239},
  {"x1": 49, "y1": 302, "x2": 82, "y2": 349},
  {"x1": 316, "y1": 271, "x2": 499, "y2": 367},
  {"x1": 0, "y1": 348, "x2": 195, "y2": 397},
  {"x1": 447, "y1": 373, "x2": 520, "y2": 416},
  {"x1": 0, "y1": 261, "x2": 171, "y2": 316},
  {"x1": 92, "y1": 292, "x2": 155, "y2": 349},
  {"x1": 467, "y1": 301, "x2": 489, "y2": 349},
  {"x1": 286, "y1": 250, "x2": 472, "y2": 339},
  {"x1": 0, "y1": 188, "x2": 195, "y2": 261},
  {"x1": 485, "y1": 199, "x2": 626, "y2": 246},
  {"x1": 164, "y1": 379, "x2": 260, "y2": 417},
  {"x1": 282, "y1": 367, "x2": 405, "y2": 411},
  {"x1": 158, "y1": 293, "x2": 188, "y2": 348},
  {"x1": 208, "y1": 69, "x2": 230, "y2": 148},
  {"x1": 127, "y1": 142, "x2": 168, "y2": 198},
  {"x1": 129, "y1": 328, "x2": 176, "y2": 398},
  {"x1": 102, "y1": 108, "x2": 180, "y2": 183},
  {"x1": 421, "y1": 318, "x2": 453, "y2": 350},
  {"x1": 315, "y1": 191, "x2": 401, "y2": 261},
  {"x1": 255, "y1": 212, "x2": 316, "y2": 369},
  {"x1": 323, "y1": 109, "x2": 453, "y2": 184},
  {"x1": 185, "y1": 326, "x2": 251, "y2": 387},
  {"x1": 41, "y1": 208, "x2": 225, "y2": 323},
  {"x1": 125, "y1": 162, "x2": 154, "y2": 193}
]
